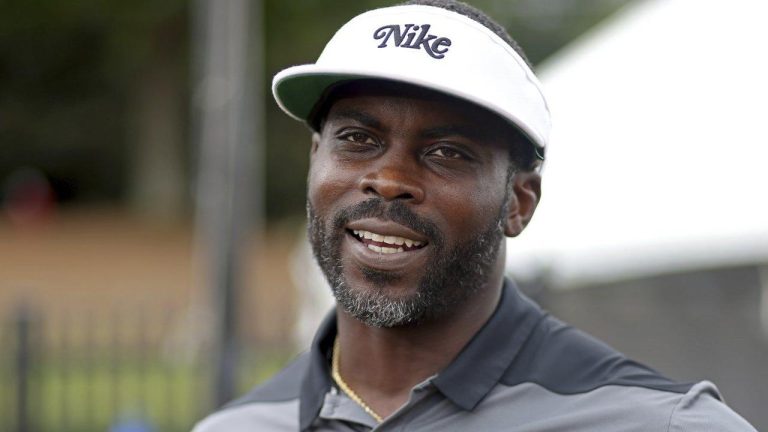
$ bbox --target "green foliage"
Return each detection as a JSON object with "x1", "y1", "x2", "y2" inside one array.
[
  {"x1": 0, "y1": 0, "x2": 188, "y2": 203},
  {"x1": 0, "y1": 0, "x2": 632, "y2": 218}
]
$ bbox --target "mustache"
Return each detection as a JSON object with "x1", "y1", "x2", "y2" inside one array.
[{"x1": 332, "y1": 198, "x2": 443, "y2": 247}]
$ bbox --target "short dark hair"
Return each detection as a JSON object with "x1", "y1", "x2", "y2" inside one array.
[
  {"x1": 402, "y1": 0, "x2": 532, "y2": 68},
  {"x1": 401, "y1": 0, "x2": 538, "y2": 170}
]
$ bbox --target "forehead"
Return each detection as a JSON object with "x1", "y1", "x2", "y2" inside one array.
[{"x1": 315, "y1": 80, "x2": 513, "y2": 135}]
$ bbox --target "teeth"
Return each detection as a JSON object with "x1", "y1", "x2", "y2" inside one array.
[
  {"x1": 355, "y1": 229, "x2": 423, "y2": 249},
  {"x1": 366, "y1": 244, "x2": 402, "y2": 254},
  {"x1": 383, "y1": 235, "x2": 402, "y2": 245}
]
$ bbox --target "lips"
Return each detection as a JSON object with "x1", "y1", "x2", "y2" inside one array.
[
  {"x1": 344, "y1": 218, "x2": 431, "y2": 270},
  {"x1": 346, "y1": 218, "x2": 429, "y2": 254}
]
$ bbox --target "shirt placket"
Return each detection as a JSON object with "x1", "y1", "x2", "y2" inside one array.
[{"x1": 316, "y1": 379, "x2": 437, "y2": 431}]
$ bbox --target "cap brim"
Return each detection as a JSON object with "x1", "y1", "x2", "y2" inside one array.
[{"x1": 273, "y1": 68, "x2": 367, "y2": 125}]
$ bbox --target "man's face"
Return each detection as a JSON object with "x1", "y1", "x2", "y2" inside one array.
[{"x1": 307, "y1": 84, "x2": 523, "y2": 327}]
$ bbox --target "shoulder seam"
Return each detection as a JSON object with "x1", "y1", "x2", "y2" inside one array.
[
  {"x1": 498, "y1": 380, "x2": 693, "y2": 397},
  {"x1": 665, "y1": 391, "x2": 686, "y2": 432}
]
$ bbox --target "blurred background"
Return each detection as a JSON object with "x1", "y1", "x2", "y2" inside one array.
[{"x1": 1, "y1": 0, "x2": 765, "y2": 431}]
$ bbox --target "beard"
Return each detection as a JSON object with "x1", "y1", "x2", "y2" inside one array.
[{"x1": 307, "y1": 197, "x2": 507, "y2": 328}]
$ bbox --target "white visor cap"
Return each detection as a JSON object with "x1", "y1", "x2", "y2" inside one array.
[{"x1": 272, "y1": 5, "x2": 551, "y2": 159}]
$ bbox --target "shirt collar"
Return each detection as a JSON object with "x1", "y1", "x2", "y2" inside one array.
[
  {"x1": 431, "y1": 278, "x2": 545, "y2": 410},
  {"x1": 299, "y1": 311, "x2": 337, "y2": 431},
  {"x1": 298, "y1": 278, "x2": 545, "y2": 429}
]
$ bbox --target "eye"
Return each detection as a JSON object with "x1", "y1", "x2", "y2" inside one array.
[
  {"x1": 340, "y1": 131, "x2": 376, "y2": 145},
  {"x1": 428, "y1": 146, "x2": 466, "y2": 160}
]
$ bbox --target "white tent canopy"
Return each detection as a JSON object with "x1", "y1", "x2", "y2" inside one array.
[{"x1": 506, "y1": 0, "x2": 768, "y2": 287}]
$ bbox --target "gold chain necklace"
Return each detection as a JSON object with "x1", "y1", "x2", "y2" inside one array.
[{"x1": 331, "y1": 337, "x2": 384, "y2": 423}]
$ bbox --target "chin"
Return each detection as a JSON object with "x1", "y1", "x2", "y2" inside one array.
[{"x1": 331, "y1": 278, "x2": 425, "y2": 328}]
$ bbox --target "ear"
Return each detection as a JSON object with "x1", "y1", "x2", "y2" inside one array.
[
  {"x1": 310, "y1": 132, "x2": 321, "y2": 156},
  {"x1": 504, "y1": 171, "x2": 542, "y2": 237}
]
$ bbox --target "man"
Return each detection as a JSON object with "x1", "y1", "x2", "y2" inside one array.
[{"x1": 194, "y1": 1, "x2": 756, "y2": 430}]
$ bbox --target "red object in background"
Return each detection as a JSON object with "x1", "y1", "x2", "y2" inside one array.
[{"x1": 2, "y1": 167, "x2": 57, "y2": 227}]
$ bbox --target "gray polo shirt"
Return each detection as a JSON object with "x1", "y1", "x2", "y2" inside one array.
[{"x1": 193, "y1": 280, "x2": 756, "y2": 431}]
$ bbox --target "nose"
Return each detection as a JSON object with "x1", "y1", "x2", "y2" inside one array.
[{"x1": 358, "y1": 162, "x2": 425, "y2": 203}]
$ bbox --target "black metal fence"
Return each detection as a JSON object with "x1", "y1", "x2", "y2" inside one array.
[{"x1": 1, "y1": 302, "x2": 288, "y2": 432}]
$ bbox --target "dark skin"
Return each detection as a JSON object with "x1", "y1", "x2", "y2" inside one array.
[{"x1": 307, "y1": 87, "x2": 541, "y2": 419}]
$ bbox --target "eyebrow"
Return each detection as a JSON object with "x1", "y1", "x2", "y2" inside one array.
[
  {"x1": 328, "y1": 109, "x2": 383, "y2": 130},
  {"x1": 420, "y1": 125, "x2": 489, "y2": 142},
  {"x1": 328, "y1": 109, "x2": 492, "y2": 143}
]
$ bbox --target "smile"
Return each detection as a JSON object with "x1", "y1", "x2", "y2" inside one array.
[
  {"x1": 350, "y1": 229, "x2": 426, "y2": 254},
  {"x1": 343, "y1": 218, "x2": 431, "y2": 270}
]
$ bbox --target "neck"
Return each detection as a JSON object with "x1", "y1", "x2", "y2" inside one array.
[{"x1": 334, "y1": 269, "x2": 505, "y2": 420}]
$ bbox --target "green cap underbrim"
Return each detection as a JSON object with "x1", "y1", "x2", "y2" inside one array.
[{"x1": 274, "y1": 73, "x2": 368, "y2": 127}]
